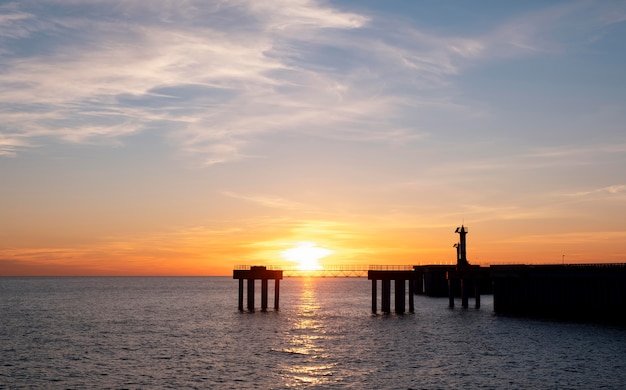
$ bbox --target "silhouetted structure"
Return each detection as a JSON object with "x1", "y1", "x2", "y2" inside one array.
[
  {"x1": 233, "y1": 266, "x2": 283, "y2": 312},
  {"x1": 368, "y1": 270, "x2": 416, "y2": 314},
  {"x1": 446, "y1": 225, "x2": 489, "y2": 308},
  {"x1": 447, "y1": 265, "x2": 488, "y2": 308},
  {"x1": 232, "y1": 225, "x2": 626, "y2": 323},
  {"x1": 454, "y1": 225, "x2": 469, "y2": 266},
  {"x1": 491, "y1": 264, "x2": 626, "y2": 322}
]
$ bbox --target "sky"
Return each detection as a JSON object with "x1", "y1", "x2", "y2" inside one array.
[{"x1": 1, "y1": 0, "x2": 626, "y2": 276}]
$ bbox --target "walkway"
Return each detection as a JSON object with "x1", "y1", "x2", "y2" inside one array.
[{"x1": 234, "y1": 264, "x2": 414, "y2": 278}]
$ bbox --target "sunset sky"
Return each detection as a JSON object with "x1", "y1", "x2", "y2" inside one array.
[{"x1": 1, "y1": 1, "x2": 625, "y2": 276}]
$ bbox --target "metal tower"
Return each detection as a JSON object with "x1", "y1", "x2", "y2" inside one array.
[{"x1": 455, "y1": 225, "x2": 469, "y2": 266}]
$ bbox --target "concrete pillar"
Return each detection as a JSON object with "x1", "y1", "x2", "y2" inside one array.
[
  {"x1": 274, "y1": 279, "x2": 280, "y2": 310},
  {"x1": 372, "y1": 279, "x2": 377, "y2": 314},
  {"x1": 461, "y1": 279, "x2": 469, "y2": 308},
  {"x1": 395, "y1": 279, "x2": 406, "y2": 314},
  {"x1": 261, "y1": 279, "x2": 268, "y2": 311},
  {"x1": 382, "y1": 279, "x2": 391, "y2": 314},
  {"x1": 475, "y1": 279, "x2": 481, "y2": 309},
  {"x1": 238, "y1": 279, "x2": 244, "y2": 311},
  {"x1": 409, "y1": 279, "x2": 415, "y2": 313},
  {"x1": 247, "y1": 278, "x2": 255, "y2": 311},
  {"x1": 448, "y1": 278, "x2": 455, "y2": 308}
]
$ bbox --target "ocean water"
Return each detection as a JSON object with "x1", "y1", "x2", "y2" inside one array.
[{"x1": 1, "y1": 277, "x2": 626, "y2": 389}]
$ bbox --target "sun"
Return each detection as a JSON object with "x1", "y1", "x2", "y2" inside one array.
[{"x1": 280, "y1": 241, "x2": 334, "y2": 271}]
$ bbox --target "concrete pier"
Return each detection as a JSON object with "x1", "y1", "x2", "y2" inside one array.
[
  {"x1": 233, "y1": 266, "x2": 283, "y2": 312},
  {"x1": 491, "y1": 264, "x2": 626, "y2": 322},
  {"x1": 368, "y1": 270, "x2": 416, "y2": 314},
  {"x1": 444, "y1": 225, "x2": 489, "y2": 309},
  {"x1": 413, "y1": 265, "x2": 458, "y2": 296},
  {"x1": 446, "y1": 265, "x2": 489, "y2": 309}
]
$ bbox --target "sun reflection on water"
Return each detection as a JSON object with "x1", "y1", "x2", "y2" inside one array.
[{"x1": 282, "y1": 278, "x2": 336, "y2": 387}]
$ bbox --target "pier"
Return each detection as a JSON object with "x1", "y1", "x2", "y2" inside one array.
[
  {"x1": 368, "y1": 269, "x2": 416, "y2": 314},
  {"x1": 232, "y1": 225, "x2": 626, "y2": 322},
  {"x1": 441, "y1": 225, "x2": 490, "y2": 308},
  {"x1": 233, "y1": 266, "x2": 283, "y2": 312},
  {"x1": 232, "y1": 263, "x2": 626, "y2": 321},
  {"x1": 446, "y1": 265, "x2": 489, "y2": 308},
  {"x1": 490, "y1": 263, "x2": 626, "y2": 321}
]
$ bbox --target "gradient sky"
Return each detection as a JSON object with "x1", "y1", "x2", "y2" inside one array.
[{"x1": 1, "y1": 0, "x2": 626, "y2": 276}]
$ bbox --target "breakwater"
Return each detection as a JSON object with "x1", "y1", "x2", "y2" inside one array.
[
  {"x1": 490, "y1": 263, "x2": 626, "y2": 322},
  {"x1": 414, "y1": 263, "x2": 626, "y2": 322},
  {"x1": 233, "y1": 263, "x2": 626, "y2": 322}
]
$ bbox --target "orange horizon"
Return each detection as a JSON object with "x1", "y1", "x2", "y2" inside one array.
[
  {"x1": 2, "y1": 220, "x2": 625, "y2": 277},
  {"x1": 0, "y1": 253, "x2": 626, "y2": 277}
]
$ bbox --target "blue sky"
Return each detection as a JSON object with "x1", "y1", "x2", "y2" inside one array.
[{"x1": 1, "y1": 0, "x2": 625, "y2": 275}]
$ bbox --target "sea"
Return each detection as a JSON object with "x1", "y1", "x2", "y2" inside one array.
[{"x1": 2, "y1": 277, "x2": 626, "y2": 389}]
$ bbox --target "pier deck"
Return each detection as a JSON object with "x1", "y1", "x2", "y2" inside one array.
[{"x1": 233, "y1": 266, "x2": 283, "y2": 312}]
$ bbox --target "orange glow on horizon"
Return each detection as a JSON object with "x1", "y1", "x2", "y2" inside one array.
[{"x1": 1, "y1": 219, "x2": 625, "y2": 276}]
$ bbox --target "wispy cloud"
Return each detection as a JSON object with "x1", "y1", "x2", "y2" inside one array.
[
  {"x1": 0, "y1": 0, "x2": 376, "y2": 163},
  {"x1": 427, "y1": 141, "x2": 626, "y2": 180},
  {"x1": 565, "y1": 184, "x2": 626, "y2": 198},
  {"x1": 478, "y1": 1, "x2": 626, "y2": 57},
  {"x1": 493, "y1": 230, "x2": 626, "y2": 245},
  {"x1": 1, "y1": 0, "x2": 623, "y2": 164},
  {"x1": 221, "y1": 191, "x2": 307, "y2": 210},
  {"x1": 527, "y1": 143, "x2": 626, "y2": 160}
]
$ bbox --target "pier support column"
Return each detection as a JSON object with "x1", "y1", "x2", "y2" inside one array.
[
  {"x1": 238, "y1": 279, "x2": 244, "y2": 311},
  {"x1": 395, "y1": 279, "x2": 406, "y2": 314},
  {"x1": 237, "y1": 279, "x2": 243, "y2": 311},
  {"x1": 461, "y1": 279, "x2": 469, "y2": 308},
  {"x1": 475, "y1": 279, "x2": 481, "y2": 309},
  {"x1": 448, "y1": 278, "x2": 455, "y2": 308},
  {"x1": 247, "y1": 278, "x2": 255, "y2": 312},
  {"x1": 372, "y1": 279, "x2": 377, "y2": 314},
  {"x1": 274, "y1": 279, "x2": 280, "y2": 310},
  {"x1": 382, "y1": 279, "x2": 391, "y2": 314},
  {"x1": 409, "y1": 279, "x2": 415, "y2": 313},
  {"x1": 261, "y1": 279, "x2": 268, "y2": 311}
]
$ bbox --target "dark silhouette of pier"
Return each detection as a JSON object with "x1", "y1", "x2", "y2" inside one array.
[
  {"x1": 234, "y1": 264, "x2": 415, "y2": 278},
  {"x1": 368, "y1": 270, "x2": 416, "y2": 314},
  {"x1": 233, "y1": 226, "x2": 626, "y2": 321},
  {"x1": 233, "y1": 266, "x2": 283, "y2": 312},
  {"x1": 490, "y1": 263, "x2": 626, "y2": 321},
  {"x1": 233, "y1": 263, "x2": 626, "y2": 320}
]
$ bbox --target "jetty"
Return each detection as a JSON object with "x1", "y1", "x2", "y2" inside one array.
[
  {"x1": 491, "y1": 263, "x2": 626, "y2": 321},
  {"x1": 233, "y1": 266, "x2": 283, "y2": 312},
  {"x1": 368, "y1": 267, "x2": 416, "y2": 314},
  {"x1": 232, "y1": 226, "x2": 626, "y2": 322}
]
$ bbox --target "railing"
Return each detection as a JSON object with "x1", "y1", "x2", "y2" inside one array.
[
  {"x1": 234, "y1": 264, "x2": 415, "y2": 271},
  {"x1": 234, "y1": 263, "x2": 626, "y2": 277},
  {"x1": 233, "y1": 264, "x2": 417, "y2": 277},
  {"x1": 234, "y1": 265, "x2": 286, "y2": 271},
  {"x1": 368, "y1": 265, "x2": 414, "y2": 271},
  {"x1": 487, "y1": 262, "x2": 626, "y2": 268}
]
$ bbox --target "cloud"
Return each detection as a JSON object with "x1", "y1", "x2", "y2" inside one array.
[
  {"x1": 248, "y1": 0, "x2": 368, "y2": 30},
  {"x1": 529, "y1": 143, "x2": 626, "y2": 158},
  {"x1": 1, "y1": 1, "x2": 623, "y2": 163},
  {"x1": 478, "y1": 1, "x2": 626, "y2": 57},
  {"x1": 0, "y1": 133, "x2": 30, "y2": 156},
  {"x1": 493, "y1": 230, "x2": 626, "y2": 245},
  {"x1": 566, "y1": 184, "x2": 626, "y2": 198},
  {"x1": 221, "y1": 191, "x2": 307, "y2": 210},
  {"x1": 0, "y1": 1, "x2": 383, "y2": 162},
  {"x1": 0, "y1": 1, "x2": 478, "y2": 159}
]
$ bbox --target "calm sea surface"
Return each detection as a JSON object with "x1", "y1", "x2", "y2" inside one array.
[{"x1": 2, "y1": 277, "x2": 626, "y2": 389}]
